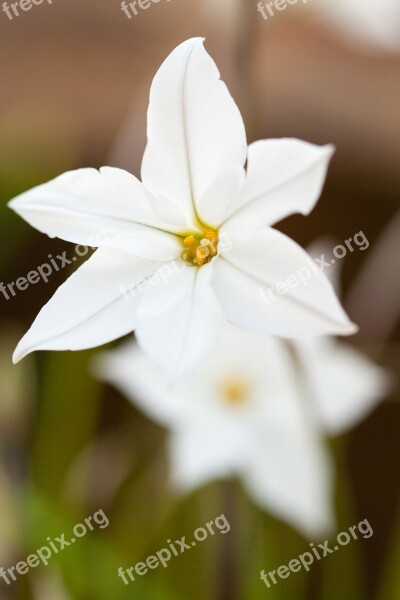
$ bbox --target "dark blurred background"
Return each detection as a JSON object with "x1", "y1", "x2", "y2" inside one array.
[{"x1": 1, "y1": 0, "x2": 399, "y2": 598}]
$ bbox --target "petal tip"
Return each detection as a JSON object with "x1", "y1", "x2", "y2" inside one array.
[
  {"x1": 7, "y1": 196, "x2": 20, "y2": 213},
  {"x1": 324, "y1": 143, "x2": 336, "y2": 158},
  {"x1": 12, "y1": 346, "x2": 24, "y2": 364},
  {"x1": 12, "y1": 334, "x2": 33, "y2": 364},
  {"x1": 342, "y1": 320, "x2": 359, "y2": 336},
  {"x1": 178, "y1": 36, "x2": 205, "y2": 51}
]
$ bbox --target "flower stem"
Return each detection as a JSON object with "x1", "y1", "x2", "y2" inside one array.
[{"x1": 218, "y1": 479, "x2": 240, "y2": 600}]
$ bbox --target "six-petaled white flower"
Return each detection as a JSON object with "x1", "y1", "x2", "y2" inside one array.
[
  {"x1": 95, "y1": 323, "x2": 389, "y2": 537},
  {"x1": 9, "y1": 37, "x2": 356, "y2": 378}
]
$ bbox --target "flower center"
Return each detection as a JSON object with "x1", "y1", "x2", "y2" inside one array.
[
  {"x1": 181, "y1": 230, "x2": 219, "y2": 267},
  {"x1": 220, "y1": 377, "x2": 249, "y2": 407}
]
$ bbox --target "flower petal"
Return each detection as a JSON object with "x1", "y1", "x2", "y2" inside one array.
[
  {"x1": 224, "y1": 139, "x2": 334, "y2": 231},
  {"x1": 135, "y1": 261, "x2": 224, "y2": 379},
  {"x1": 13, "y1": 249, "x2": 161, "y2": 363},
  {"x1": 212, "y1": 227, "x2": 357, "y2": 337},
  {"x1": 141, "y1": 38, "x2": 247, "y2": 222},
  {"x1": 168, "y1": 425, "x2": 248, "y2": 493},
  {"x1": 9, "y1": 168, "x2": 182, "y2": 261},
  {"x1": 100, "y1": 167, "x2": 188, "y2": 234},
  {"x1": 297, "y1": 338, "x2": 392, "y2": 435},
  {"x1": 244, "y1": 427, "x2": 334, "y2": 538},
  {"x1": 196, "y1": 166, "x2": 245, "y2": 228},
  {"x1": 94, "y1": 337, "x2": 249, "y2": 491},
  {"x1": 93, "y1": 341, "x2": 194, "y2": 428}
]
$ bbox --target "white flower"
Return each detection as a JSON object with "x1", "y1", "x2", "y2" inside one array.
[
  {"x1": 316, "y1": 0, "x2": 400, "y2": 52},
  {"x1": 9, "y1": 37, "x2": 356, "y2": 378},
  {"x1": 95, "y1": 324, "x2": 389, "y2": 538}
]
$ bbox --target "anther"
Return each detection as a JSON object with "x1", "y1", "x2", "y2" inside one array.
[
  {"x1": 181, "y1": 228, "x2": 219, "y2": 267},
  {"x1": 184, "y1": 235, "x2": 195, "y2": 246}
]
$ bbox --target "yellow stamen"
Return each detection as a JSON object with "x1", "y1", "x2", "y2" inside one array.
[
  {"x1": 180, "y1": 228, "x2": 219, "y2": 267},
  {"x1": 184, "y1": 235, "x2": 195, "y2": 246},
  {"x1": 196, "y1": 247, "x2": 208, "y2": 258}
]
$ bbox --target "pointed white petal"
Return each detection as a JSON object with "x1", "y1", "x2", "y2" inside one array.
[
  {"x1": 196, "y1": 166, "x2": 245, "y2": 228},
  {"x1": 244, "y1": 429, "x2": 334, "y2": 538},
  {"x1": 93, "y1": 341, "x2": 192, "y2": 428},
  {"x1": 135, "y1": 261, "x2": 224, "y2": 379},
  {"x1": 9, "y1": 168, "x2": 182, "y2": 261},
  {"x1": 141, "y1": 38, "x2": 247, "y2": 222},
  {"x1": 297, "y1": 338, "x2": 392, "y2": 435},
  {"x1": 207, "y1": 330, "x2": 334, "y2": 536},
  {"x1": 13, "y1": 249, "x2": 161, "y2": 363},
  {"x1": 224, "y1": 140, "x2": 334, "y2": 231},
  {"x1": 100, "y1": 167, "x2": 188, "y2": 233},
  {"x1": 168, "y1": 425, "x2": 248, "y2": 493},
  {"x1": 212, "y1": 227, "x2": 357, "y2": 337}
]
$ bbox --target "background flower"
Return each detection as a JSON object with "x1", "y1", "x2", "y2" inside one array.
[
  {"x1": 314, "y1": 0, "x2": 400, "y2": 53},
  {"x1": 94, "y1": 321, "x2": 389, "y2": 539}
]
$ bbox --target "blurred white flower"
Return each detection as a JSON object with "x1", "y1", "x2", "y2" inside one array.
[
  {"x1": 10, "y1": 37, "x2": 355, "y2": 378},
  {"x1": 316, "y1": 0, "x2": 400, "y2": 52},
  {"x1": 94, "y1": 324, "x2": 389, "y2": 538},
  {"x1": 295, "y1": 336, "x2": 391, "y2": 435}
]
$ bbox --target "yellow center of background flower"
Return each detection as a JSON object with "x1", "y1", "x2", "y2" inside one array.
[
  {"x1": 181, "y1": 230, "x2": 218, "y2": 266},
  {"x1": 220, "y1": 378, "x2": 249, "y2": 407}
]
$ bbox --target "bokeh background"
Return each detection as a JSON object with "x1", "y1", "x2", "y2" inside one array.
[{"x1": 0, "y1": 0, "x2": 399, "y2": 598}]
